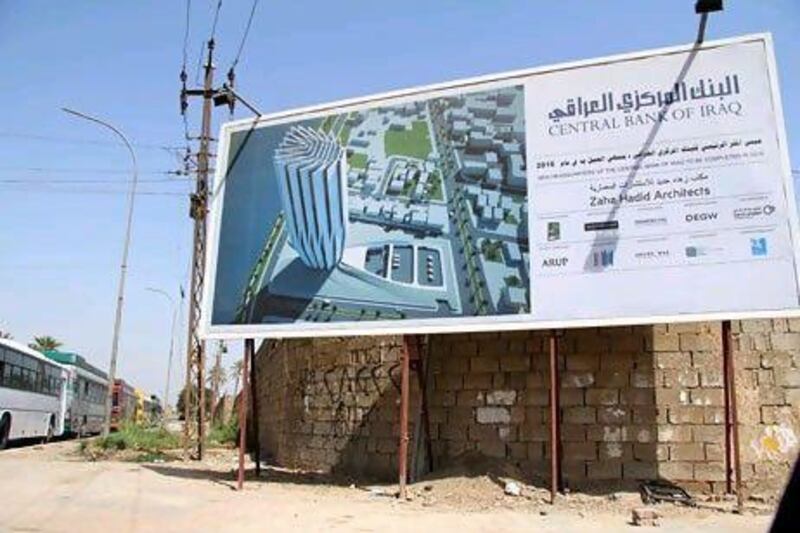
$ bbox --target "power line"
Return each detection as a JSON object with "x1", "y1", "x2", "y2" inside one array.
[
  {"x1": 229, "y1": 0, "x2": 259, "y2": 71},
  {"x1": 208, "y1": 0, "x2": 223, "y2": 42},
  {"x1": 0, "y1": 132, "x2": 181, "y2": 151},
  {"x1": 0, "y1": 187, "x2": 187, "y2": 197},
  {"x1": 0, "y1": 178, "x2": 191, "y2": 184},
  {"x1": 0, "y1": 166, "x2": 177, "y2": 175},
  {"x1": 182, "y1": 0, "x2": 192, "y2": 73},
  {"x1": 194, "y1": 0, "x2": 223, "y2": 84}
]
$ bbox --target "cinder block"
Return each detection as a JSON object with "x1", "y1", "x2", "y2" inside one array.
[
  {"x1": 500, "y1": 353, "x2": 530, "y2": 372},
  {"x1": 659, "y1": 461, "x2": 694, "y2": 480},
  {"x1": 560, "y1": 388, "x2": 585, "y2": 406},
  {"x1": 777, "y1": 368, "x2": 800, "y2": 388},
  {"x1": 436, "y1": 373, "x2": 463, "y2": 391},
  {"x1": 691, "y1": 389, "x2": 725, "y2": 408},
  {"x1": 476, "y1": 406, "x2": 510, "y2": 424},
  {"x1": 654, "y1": 351, "x2": 686, "y2": 369},
  {"x1": 694, "y1": 462, "x2": 726, "y2": 482},
  {"x1": 667, "y1": 406, "x2": 705, "y2": 424},
  {"x1": 623, "y1": 461, "x2": 658, "y2": 480},
  {"x1": 595, "y1": 370, "x2": 629, "y2": 388},
  {"x1": 456, "y1": 390, "x2": 484, "y2": 407},
  {"x1": 566, "y1": 352, "x2": 600, "y2": 371},
  {"x1": 477, "y1": 439, "x2": 506, "y2": 458},
  {"x1": 770, "y1": 332, "x2": 800, "y2": 351},
  {"x1": 564, "y1": 442, "x2": 597, "y2": 460},
  {"x1": 692, "y1": 424, "x2": 725, "y2": 443},
  {"x1": 679, "y1": 333, "x2": 719, "y2": 352},
  {"x1": 621, "y1": 389, "x2": 656, "y2": 406},
  {"x1": 561, "y1": 371, "x2": 595, "y2": 388},
  {"x1": 563, "y1": 406, "x2": 596, "y2": 424},
  {"x1": 470, "y1": 356, "x2": 499, "y2": 373},
  {"x1": 657, "y1": 425, "x2": 693, "y2": 443},
  {"x1": 463, "y1": 372, "x2": 492, "y2": 390},
  {"x1": 598, "y1": 406, "x2": 628, "y2": 424},
  {"x1": 670, "y1": 442, "x2": 704, "y2": 461},
  {"x1": 647, "y1": 334, "x2": 681, "y2": 352},
  {"x1": 486, "y1": 389, "x2": 517, "y2": 406},
  {"x1": 587, "y1": 460, "x2": 622, "y2": 479},
  {"x1": 585, "y1": 388, "x2": 619, "y2": 406}
]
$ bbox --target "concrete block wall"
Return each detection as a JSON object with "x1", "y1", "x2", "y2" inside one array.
[{"x1": 254, "y1": 320, "x2": 800, "y2": 496}]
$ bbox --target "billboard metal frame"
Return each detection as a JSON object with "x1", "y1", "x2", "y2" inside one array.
[{"x1": 202, "y1": 33, "x2": 800, "y2": 340}]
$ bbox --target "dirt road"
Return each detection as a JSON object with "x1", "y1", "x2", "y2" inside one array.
[{"x1": 0, "y1": 441, "x2": 774, "y2": 532}]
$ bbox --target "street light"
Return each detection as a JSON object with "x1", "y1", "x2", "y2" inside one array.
[
  {"x1": 62, "y1": 107, "x2": 138, "y2": 437},
  {"x1": 145, "y1": 287, "x2": 177, "y2": 420}
]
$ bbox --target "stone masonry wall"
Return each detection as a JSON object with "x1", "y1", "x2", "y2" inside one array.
[{"x1": 254, "y1": 320, "x2": 800, "y2": 496}]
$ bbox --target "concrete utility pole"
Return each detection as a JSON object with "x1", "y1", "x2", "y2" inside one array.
[
  {"x1": 182, "y1": 38, "x2": 216, "y2": 459},
  {"x1": 62, "y1": 108, "x2": 138, "y2": 438},
  {"x1": 145, "y1": 287, "x2": 177, "y2": 420},
  {"x1": 209, "y1": 340, "x2": 226, "y2": 423}
]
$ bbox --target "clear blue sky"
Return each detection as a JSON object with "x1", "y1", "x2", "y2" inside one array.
[{"x1": 1, "y1": 1, "x2": 798, "y2": 405}]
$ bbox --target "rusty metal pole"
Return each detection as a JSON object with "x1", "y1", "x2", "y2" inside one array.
[
  {"x1": 723, "y1": 322, "x2": 733, "y2": 494},
  {"x1": 722, "y1": 321, "x2": 743, "y2": 511},
  {"x1": 237, "y1": 339, "x2": 252, "y2": 491},
  {"x1": 548, "y1": 330, "x2": 562, "y2": 504},
  {"x1": 251, "y1": 340, "x2": 261, "y2": 477},
  {"x1": 398, "y1": 335, "x2": 412, "y2": 499}
]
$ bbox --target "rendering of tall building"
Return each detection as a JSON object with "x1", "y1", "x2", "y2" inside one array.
[{"x1": 273, "y1": 126, "x2": 348, "y2": 271}]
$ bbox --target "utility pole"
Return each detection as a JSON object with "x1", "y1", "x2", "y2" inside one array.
[
  {"x1": 181, "y1": 38, "x2": 216, "y2": 460},
  {"x1": 61, "y1": 108, "x2": 138, "y2": 438},
  {"x1": 209, "y1": 340, "x2": 227, "y2": 424},
  {"x1": 178, "y1": 30, "x2": 260, "y2": 458}
]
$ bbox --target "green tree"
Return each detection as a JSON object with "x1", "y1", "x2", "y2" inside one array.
[{"x1": 29, "y1": 335, "x2": 62, "y2": 352}]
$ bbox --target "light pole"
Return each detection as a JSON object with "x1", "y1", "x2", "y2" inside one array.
[
  {"x1": 146, "y1": 287, "x2": 177, "y2": 420},
  {"x1": 62, "y1": 107, "x2": 138, "y2": 437}
]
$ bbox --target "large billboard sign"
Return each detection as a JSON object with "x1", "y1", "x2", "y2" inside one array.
[{"x1": 202, "y1": 34, "x2": 800, "y2": 339}]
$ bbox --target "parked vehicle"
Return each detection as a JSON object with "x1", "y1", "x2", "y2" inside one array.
[
  {"x1": 0, "y1": 338, "x2": 68, "y2": 449},
  {"x1": 43, "y1": 350, "x2": 108, "y2": 436},
  {"x1": 110, "y1": 379, "x2": 136, "y2": 430}
]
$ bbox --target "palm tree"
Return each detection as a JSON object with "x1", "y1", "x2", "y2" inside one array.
[
  {"x1": 29, "y1": 335, "x2": 62, "y2": 352},
  {"x1": 230, "y1": 359, "x2": 244, "y2": 400}
]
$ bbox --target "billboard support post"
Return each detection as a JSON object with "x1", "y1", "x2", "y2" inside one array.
[
  {"x1": 398, "y1": 335, "x2": 412, "y2": 500},
  {"x1": 721, "y1": 320, "x2": 743, "y2": 511},
  {"x1": 237, "y1": 338, "x2": 253, "y2": 491},
  {"x1": 411, "y1": 336, "x2": 433, "y2": 479},
  {"x1": 251, "y1": 340, "x2": 261, "y2": 477},
  {"x1": 548, "y1": 330, "x2": 562, "y2": 504}
]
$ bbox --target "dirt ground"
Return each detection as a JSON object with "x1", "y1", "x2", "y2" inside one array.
[{"x1": 0, "y1": 440, "x2": 776, "y2": 532}]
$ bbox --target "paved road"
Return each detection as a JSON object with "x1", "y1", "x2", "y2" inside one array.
[{"x1": 0, "y1": 441, "x2": 774, "y2": 533}]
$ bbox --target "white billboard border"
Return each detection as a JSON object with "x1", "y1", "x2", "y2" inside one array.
[{"x1": 201, "y1": 32, "x2": 800, "y2": 340}]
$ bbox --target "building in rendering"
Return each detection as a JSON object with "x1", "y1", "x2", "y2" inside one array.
[{"x1": 273, "y1": 126, "x2": 348, "y2": 271}]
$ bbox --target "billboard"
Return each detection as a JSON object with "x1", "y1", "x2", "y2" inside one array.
[{"x1": 202, "y1": 33, "x2": 800, "y2": 339}]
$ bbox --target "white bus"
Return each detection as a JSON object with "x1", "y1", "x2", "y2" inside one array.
[
  {"x1": 42, "y1": 350, "x2": 108, "y2": 436},
  {"x1": 0, "y1": 338, "x2": 68, "y2": 449}
]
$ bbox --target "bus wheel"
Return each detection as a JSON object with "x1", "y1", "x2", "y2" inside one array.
[{"x1": 0, "y1": 415, "x2": 10, "y2": 450}]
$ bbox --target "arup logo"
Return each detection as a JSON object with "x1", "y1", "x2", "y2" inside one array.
[
  {"x1": 542, "y1": 257, "x2": 568, "y2": 268},
  {"x1": 592, "y1": 248, "x2": 614, "y2": 268},
  {"x1": 751, "y1": 237, "x2": 768, "y2": 257},
  {"x1": 685, "y1": 212, "x2": 718, "y2": 223}
]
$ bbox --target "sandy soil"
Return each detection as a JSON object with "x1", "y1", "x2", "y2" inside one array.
[{"x1": 0, "y1": 440, "x2": 775, "y2": 532}]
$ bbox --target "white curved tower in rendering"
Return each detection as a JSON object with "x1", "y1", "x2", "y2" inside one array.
[{"x1": 273, "y1": 126, "x2": 348, "y2": 271}]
